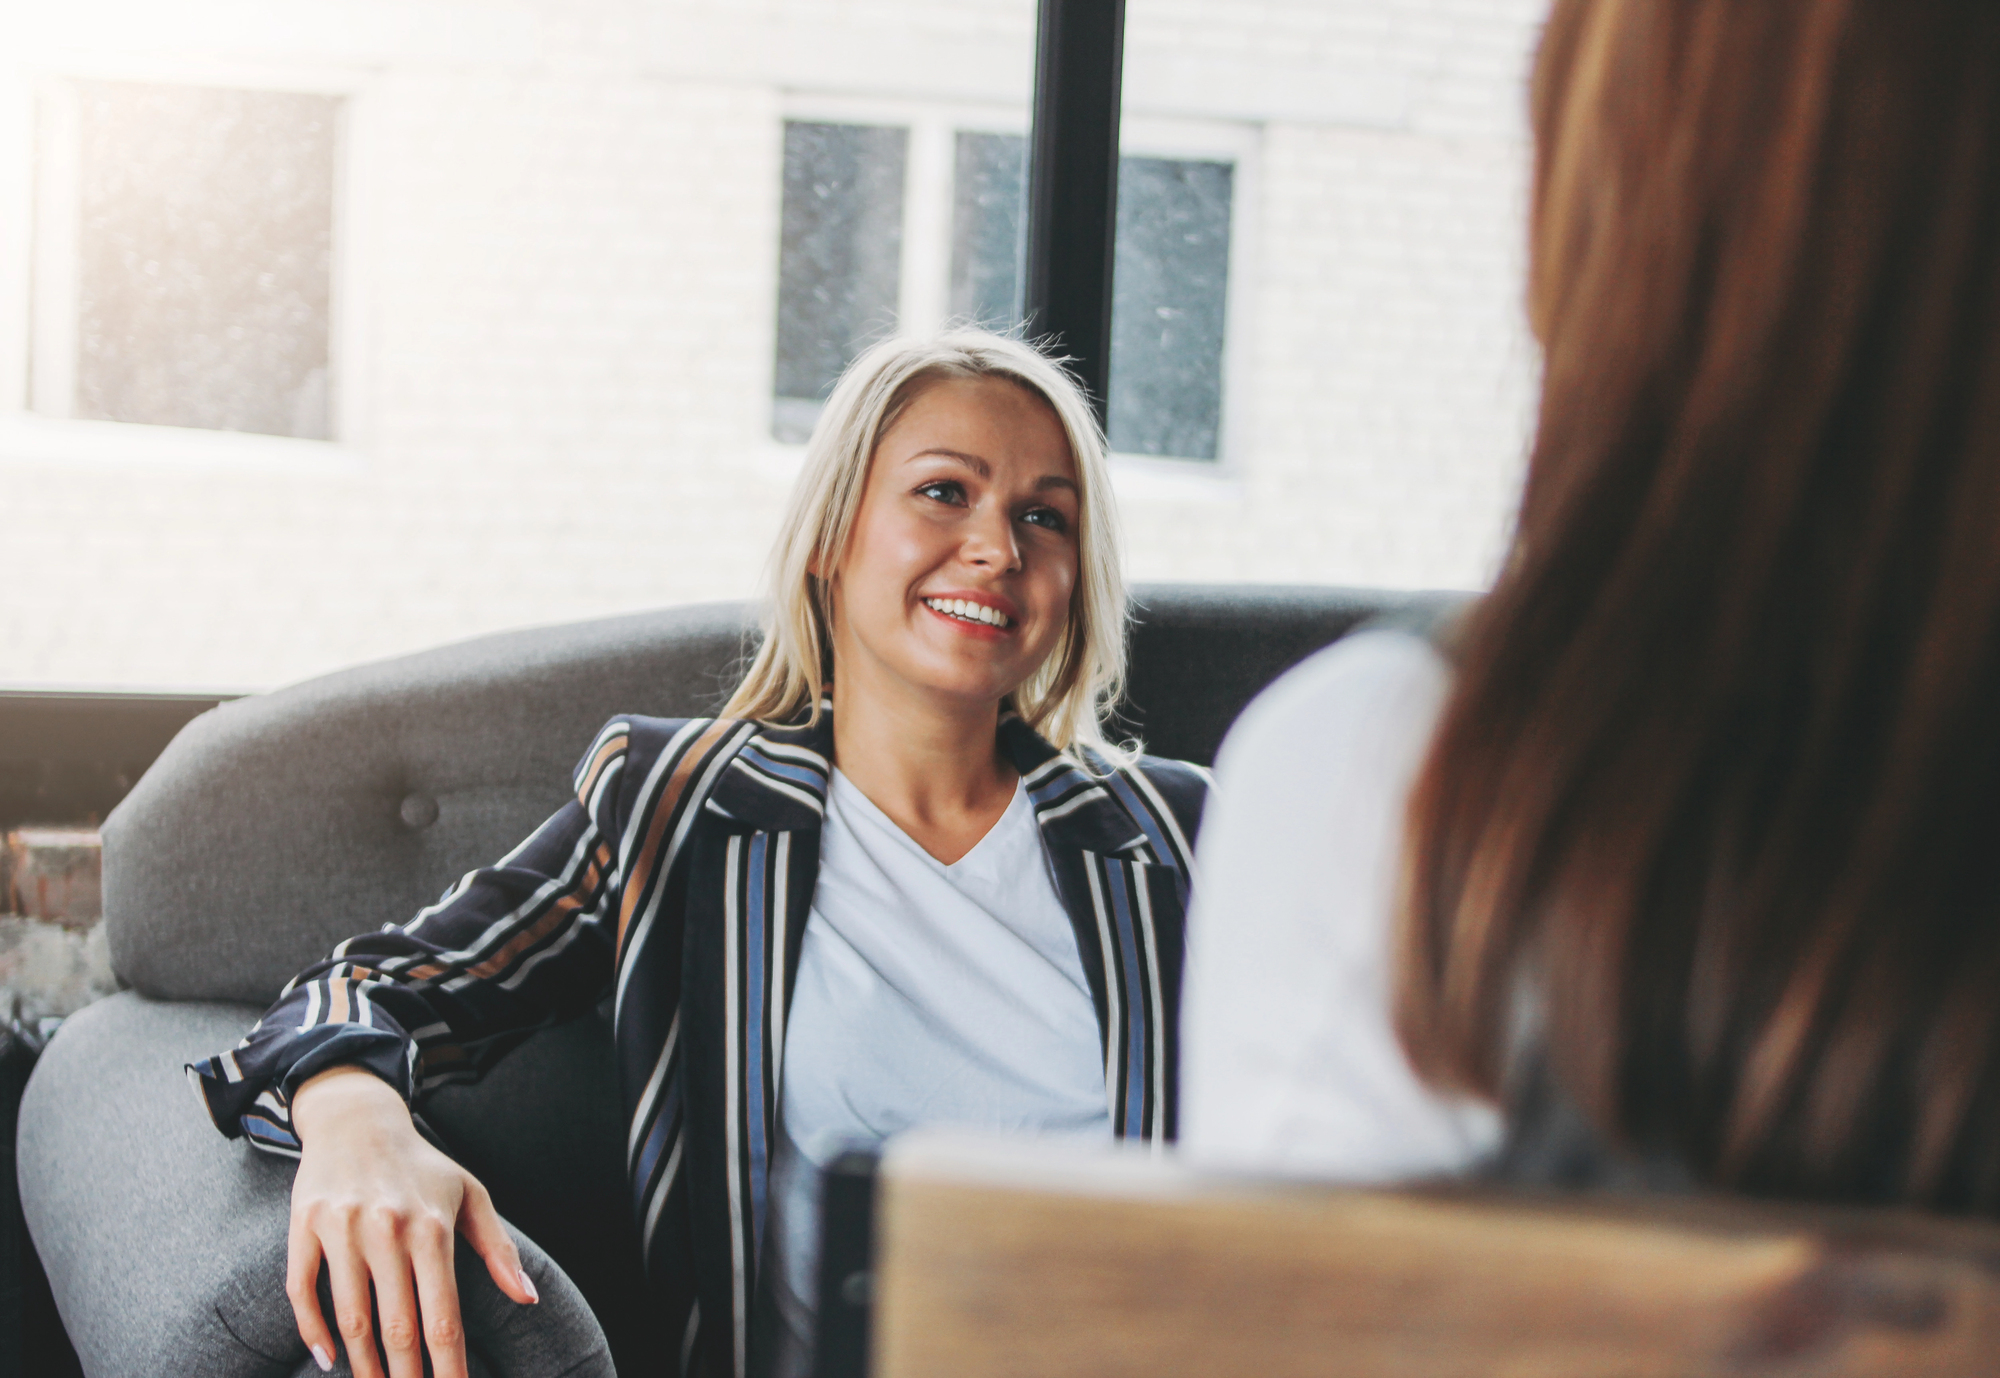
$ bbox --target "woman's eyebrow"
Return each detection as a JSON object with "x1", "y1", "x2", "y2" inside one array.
[
  {"x1": 909, "y1": 448, "x2": 1077, "y2": 494},
  {"x1": 909, "y1": 448, "x2": 991, "y2": 477}
]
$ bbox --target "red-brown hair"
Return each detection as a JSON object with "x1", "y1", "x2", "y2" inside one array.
[{"x1": 1398, "y1": 0, "x2": 2000, "y2": 1209}]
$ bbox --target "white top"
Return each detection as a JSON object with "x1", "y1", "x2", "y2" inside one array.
[
  {"x1": 761, "y1": 768, "x2": 1110, "y2": 1375},
  {"x1": 1179, "y1": 629, "x2": 1503, "y2": 1179}
]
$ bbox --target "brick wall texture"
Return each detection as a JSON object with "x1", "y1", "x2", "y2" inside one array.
[{"x1": 1, "y1": 0, "x2": 1544, "y2": 691}]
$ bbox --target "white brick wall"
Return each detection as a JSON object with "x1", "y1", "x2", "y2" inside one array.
[{"x1": 0, "y1": 0, "x2": 1544, "y2": 691}]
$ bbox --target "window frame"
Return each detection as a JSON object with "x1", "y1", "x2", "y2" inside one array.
[
  {"x1": 774, "y1": 92, "x2": 1258, "y2": 483},
  {"x1": 0, "y1": 58, "x2": 375, "y2": 475}
]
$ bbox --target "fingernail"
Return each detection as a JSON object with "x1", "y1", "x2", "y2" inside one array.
[
  {"x1": 311, "y1": 1344, "x2": 333, "y2": 1372},
  {"x1": 519, "y1": 1268, "x2": 540, "y2": 1303}
]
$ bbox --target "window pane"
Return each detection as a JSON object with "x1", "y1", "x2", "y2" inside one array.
[
  {"x1": 773, "y1": 121, "x2": 907, "y2": 442},
  {"x1": 1107, "y1": 156, "x2": 1232, "y2": 461},
  {"x1": 71, "y1": 81, "x2": 337, "y2": 440},
  {"x1": 950, "y1": 131, "x2": 1026, "y2": 328}
]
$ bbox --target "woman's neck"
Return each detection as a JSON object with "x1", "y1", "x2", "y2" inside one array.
[{"x1": 828, "y1": 666, "x2": 1018, "y2": 866}]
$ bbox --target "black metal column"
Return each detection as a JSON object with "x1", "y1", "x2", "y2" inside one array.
[{"x1": 1023, "y1": 0, "x2": 1127, "y2": 427}]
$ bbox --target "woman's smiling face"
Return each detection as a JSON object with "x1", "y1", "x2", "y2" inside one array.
[{"x1": 827, "y1": 374, "x2": 1081, "y2": 715}]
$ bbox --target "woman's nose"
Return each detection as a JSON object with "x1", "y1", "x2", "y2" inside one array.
[{"x1": 963, "y1": 505, "x2": 1021, "y2": 571}]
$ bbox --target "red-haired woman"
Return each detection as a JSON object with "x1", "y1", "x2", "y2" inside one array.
[{"x1": 1186, "y1": 0, "x2": 2000, "y2": 1210}]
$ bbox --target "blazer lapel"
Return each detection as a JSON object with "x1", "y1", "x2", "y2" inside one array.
[
  {"x1": 1002, "y1": 717, "x2": 1188, "y2": 1145},
  {"x1": 679, "y1": 712, "x2": 829, "y2": 1378}
]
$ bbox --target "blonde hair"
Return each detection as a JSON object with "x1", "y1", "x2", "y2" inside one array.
[{"x1": 723, "y1": 328, "x2": 1129, "y2": 759}]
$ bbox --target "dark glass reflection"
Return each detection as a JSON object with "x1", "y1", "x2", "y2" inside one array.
[
  {"x1": 773, "y1": 121, "x2": 907, "y2": 442},
  {"x1": 950, "y1": 132, "x2": 1026, "y2": 328},
  {"x1": 946, "y1": 142, "x2": 1232, "y2": 461},
  {"x1": 1107, "y1": 157, "x2": 1233, "y2": 461}
]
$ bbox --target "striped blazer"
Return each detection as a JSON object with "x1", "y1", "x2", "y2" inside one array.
[{"x1": 190, "y1": 707, "x2": 1209, "y2": 1378}]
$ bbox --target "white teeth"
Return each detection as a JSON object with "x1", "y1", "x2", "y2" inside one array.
[{"x1": 926, "y1": 597, "x2": 1010, "y2": 628}]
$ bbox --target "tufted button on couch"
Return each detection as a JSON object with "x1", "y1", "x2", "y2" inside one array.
[{"x1": 16, "y1": 585, "x2": 1450, "y2": 1377}]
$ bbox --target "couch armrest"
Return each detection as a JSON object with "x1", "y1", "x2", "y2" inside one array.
[{"x1": 17, "y1": 994, "x2": 611, "y2": 1378}]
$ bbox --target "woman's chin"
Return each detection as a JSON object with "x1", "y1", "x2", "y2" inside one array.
[
  {"x1": 847, "y1": 626, "x2": 1051, "y2": 714},
  {"x1": 892, "y1": 663, "x2": 1026, "y2": 714},
  {"x1": 903, "y1": 634, "x2": 1041, "y2": 690}
]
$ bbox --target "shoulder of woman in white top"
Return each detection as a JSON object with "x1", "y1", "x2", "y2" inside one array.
[
  {"x1": 1212, "y1": 628, "x2": 1455, "y2": 800},
  {"x1": 1180, "y1": 627, "x2": 1501, "y2": 1179},
  {"x1": 1192, "y1": 626, "x2": 1455, "y2": 928}
]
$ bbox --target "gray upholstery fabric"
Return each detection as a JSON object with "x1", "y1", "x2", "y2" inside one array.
[
  {"x1": 37, "y1": 583, "x2": 1437, "y2": 1375},
  {"x1": 18, "y1": 994, "x2": 612, "y2": 1378},
  {"x1": 102, "y1": 601, "x2": 759, "y2": 1007}
]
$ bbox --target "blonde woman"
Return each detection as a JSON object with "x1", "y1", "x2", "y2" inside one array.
[{"x1": 189, "y1": 330, "x2": 1208, "y2": 1378}]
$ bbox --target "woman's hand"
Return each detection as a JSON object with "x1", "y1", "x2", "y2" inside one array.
[{"x1": 286, "y1": 1065, "x2": 539, "y2": 1378}]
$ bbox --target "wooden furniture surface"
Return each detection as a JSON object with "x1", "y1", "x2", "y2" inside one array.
[{"x1": 870, "y1": 1131, "x2": 2000, "y2": 1378}]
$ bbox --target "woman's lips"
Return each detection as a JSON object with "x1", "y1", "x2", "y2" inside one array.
[{"x1": 921, "y1": 595, "x2": 1017, "y2": 636}]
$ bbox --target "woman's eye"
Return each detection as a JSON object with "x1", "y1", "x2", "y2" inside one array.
[
  {"x1": 915, "y1": 480, "x2": 966, "y2": 505},
  {"x1": 1021, "y1": 506, "x2": 1069, "y2": 533}
]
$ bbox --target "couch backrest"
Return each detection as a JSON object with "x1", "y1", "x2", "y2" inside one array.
[{"x1": 102, "y1": 583, "x2": 1444, "y2": 1004}]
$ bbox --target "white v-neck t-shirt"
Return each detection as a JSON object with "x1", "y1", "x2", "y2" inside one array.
[{"x1": 760, "y1": 767, "x2": 1110, "y2": 1375}]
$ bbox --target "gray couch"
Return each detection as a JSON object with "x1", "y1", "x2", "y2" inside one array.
[{"x1": 17, "y1": 585, "x2": 1437, "y2": 1377}]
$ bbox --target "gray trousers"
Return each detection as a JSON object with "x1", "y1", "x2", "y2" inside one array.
[{"x1": 17, "y1": 994, "x2": 615, "y2": 1378}]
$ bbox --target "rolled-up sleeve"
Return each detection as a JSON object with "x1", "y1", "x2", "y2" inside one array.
[{"x1": 187, "y1": 717, "x2": 635, "y2": 1156}]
